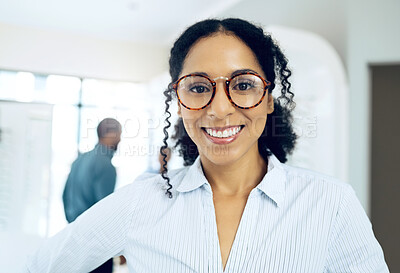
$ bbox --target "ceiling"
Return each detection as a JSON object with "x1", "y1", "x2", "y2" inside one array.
[{"x1": 0, "y1": 0, "x2": 243, "y2": 44}]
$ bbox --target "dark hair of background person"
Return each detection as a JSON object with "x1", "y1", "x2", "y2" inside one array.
[
  {"x1": 97, "y1": 118, "x2": 122, "y2": 139},
  {"x1": 160, "y1": 18, "x2": 297, "y2": 198}
]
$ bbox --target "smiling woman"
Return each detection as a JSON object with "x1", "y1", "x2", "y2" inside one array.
[{"x1": 25, "y1": 18, "x2": 389, "y2": 273}]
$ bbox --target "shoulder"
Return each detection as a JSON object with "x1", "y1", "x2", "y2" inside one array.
[
  {"x1": 277, "y1": 163, "x2": 355, "y2": 213},
  {"x1": 105, "y1": 167, "x2": 190, "y2": 224},
  {"x1": 116, "y1": 167, "x2": 190, "y2": 201},
  {"x1": 275, "y1": 163, "x2": 366, "y2": 238},
  {"x1": 88, "y1": 150, "x2": 115, "y2": 172},
  {"x1": 128, "y1": 167, "x2": 190, "y2": 193},
  {"x1": 282, "y1": 163, "x2": 351, "y2": 192}
]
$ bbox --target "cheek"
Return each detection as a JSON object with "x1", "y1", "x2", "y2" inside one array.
[
  {"x1": 181, "y1": 111, "x2": 203, "y2": 141},
  {"x1": 247, "y1": 116, "x2": 267, "y2": 137},
  {"x1": 243, "y1": 107, "x2": 269, "y2": 137}
]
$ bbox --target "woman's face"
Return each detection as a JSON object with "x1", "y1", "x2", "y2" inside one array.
[{"x1": 178, "y1": 33, "x2": 274, "y2": 167}]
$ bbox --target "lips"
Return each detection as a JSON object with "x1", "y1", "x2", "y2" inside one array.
[{"x1": 202, "y1": 125, "x2": 244, "y2": 145}]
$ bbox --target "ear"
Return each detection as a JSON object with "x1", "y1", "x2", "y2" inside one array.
[
  {"x1": 267, "y1": 94, "x2": 274, "y2": 114},
  {"x1": 177, "y1": 101, "x2": 182, "y2": 117}
]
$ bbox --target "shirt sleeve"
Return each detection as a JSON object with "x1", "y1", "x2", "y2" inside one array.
[
  {"x1": 25, "y1": 182, "x2": 138, "y2": 273},
  {"x1": 325, "y1": 184, "x2": 390, "y2": 273}
]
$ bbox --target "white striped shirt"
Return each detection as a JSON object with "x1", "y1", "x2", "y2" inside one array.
[{"x1": 25, "y1": 155, "x2": 389, "y2": 273}]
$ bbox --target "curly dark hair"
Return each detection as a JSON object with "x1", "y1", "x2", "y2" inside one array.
[{"x1": 160, "y1": 18, "x2": 297, "y2": 198}]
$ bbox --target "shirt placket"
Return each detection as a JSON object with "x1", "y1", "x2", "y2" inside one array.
[
  {"x1": 224, "y1": 190, "x2": 257, "y2": 273},
  {"x1": 202, "y1": 184, "x2": 224, "y2": 273}
]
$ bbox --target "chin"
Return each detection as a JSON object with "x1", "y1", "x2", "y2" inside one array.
[{"x1": 199, "y1": 146, "x2": 241, "y2": 166}]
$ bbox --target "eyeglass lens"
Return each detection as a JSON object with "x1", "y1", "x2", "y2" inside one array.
[{"x1": 177, "y1": 74, "x2": 265, "y2": 109}]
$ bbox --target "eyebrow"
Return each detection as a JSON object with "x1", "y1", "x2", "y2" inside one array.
[
  {"x1": 189, "y1": 72, "x2": 209, "y2": 77},
  {"x1": 230, "y1": 69, "x2": 259, "y2": 77},
  {"x1": 188, "y1": 69, "x2": 260, "y2": 78}
]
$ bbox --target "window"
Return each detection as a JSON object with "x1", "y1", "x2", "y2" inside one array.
[{"x1": 0, "y1": 69, "x2": 160, "y2": 236}]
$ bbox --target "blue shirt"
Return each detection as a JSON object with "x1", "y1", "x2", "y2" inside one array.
[
  {"x1": 27, "y1": 154, "x2": 388, "y2": 272},
  {"x1": 62, "y1": 143, "x2": 116, "y2": 223}
]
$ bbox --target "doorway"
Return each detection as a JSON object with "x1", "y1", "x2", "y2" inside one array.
[{"x1": 370, "y1": 64, "x2": 400, "y2": 272}]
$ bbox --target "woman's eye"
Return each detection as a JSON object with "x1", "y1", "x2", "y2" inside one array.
[
  {"x1": 234, "y1": 82, "x2": 254, "y2": 91},
  {"x1": 189, "y1": 85, "x2": 209, "y2": 93}
]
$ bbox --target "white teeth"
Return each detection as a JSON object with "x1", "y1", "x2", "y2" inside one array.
[{"x1": 205, "y1": 126, "x2": 242, "y2": 138}]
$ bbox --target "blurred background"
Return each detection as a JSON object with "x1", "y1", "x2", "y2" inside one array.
[{"x1": 0, "y1": 0, "x2": 399, "y2": 272}]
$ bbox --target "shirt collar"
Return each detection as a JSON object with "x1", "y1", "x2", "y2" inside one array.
[
  {"x1": 176, "y1": 156, "x2": 209, "y2": 193},
  {"x1": 176, "y1": 154, "x2": 286, "y2": 207},
  {"x1": 256, "y1": 154, "x2": 286, "y2": 207}
]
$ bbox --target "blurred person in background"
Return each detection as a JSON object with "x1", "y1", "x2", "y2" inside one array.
[{"x1": 62, "y1": 118, "x2": 122, "y2": 273}]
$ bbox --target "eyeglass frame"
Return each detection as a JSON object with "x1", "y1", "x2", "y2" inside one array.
[{"x1": 172, "y1": 71, "x2": 272, "y2": 110}]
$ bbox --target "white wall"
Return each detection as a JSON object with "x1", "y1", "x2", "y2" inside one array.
[
  {"x1": 347, "y1": 0, "x2": 400, "y2": 212},
  {"x1": 220, "y1": 0, "x2": 347, "y2": 65},
  {"x1": 0, "y1": 22, "x2": 169, "y2": 82},
  {"x1": 265, "y1": 25, "x2": 349, "y2": 183}
]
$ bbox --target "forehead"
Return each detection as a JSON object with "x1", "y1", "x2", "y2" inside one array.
[{"x1": 181, "y1": 33, "x2": 264, "y2": 78}]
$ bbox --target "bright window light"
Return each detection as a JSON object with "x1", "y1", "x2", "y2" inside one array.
[
  {"x1": 46, "y1": 75, "x2": 81, "y2": 105},
  {"x1": 15, "y1": 72, "x2": 35, "y2": 102}
]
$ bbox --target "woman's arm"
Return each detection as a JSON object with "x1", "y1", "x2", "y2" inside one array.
[
  {"x1": 25, "y1": 182, "x2": 137, "y2": 273},
  {"x1": 325, "y1": 185, "x2": 389, "y2": 273}
]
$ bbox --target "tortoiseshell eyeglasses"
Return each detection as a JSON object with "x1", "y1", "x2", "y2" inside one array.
[{"x1": 172, "y1": 72, "x2": 271, "y2": 110}]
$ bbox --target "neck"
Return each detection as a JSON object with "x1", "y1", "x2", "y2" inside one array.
[
  {"x1": 99, "y1": 140, "x2": 114, "y2": 151},
  {"x1": 201, "y1": 145, "x2": 267, "y2": 197}
]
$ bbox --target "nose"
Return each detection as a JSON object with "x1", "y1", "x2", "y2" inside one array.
[{"x1": 207, "y1": 81, "x2": 235, "y2": 119}]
